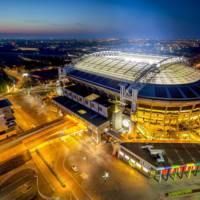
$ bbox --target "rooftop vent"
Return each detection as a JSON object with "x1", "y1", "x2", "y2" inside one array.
[{"x1": 142, "y1": 145, "x2": 165, "y2": 163}]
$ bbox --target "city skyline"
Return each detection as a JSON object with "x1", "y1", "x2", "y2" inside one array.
[{"x1": 0, "y1": 0, "x2": 200, "y2": 39}]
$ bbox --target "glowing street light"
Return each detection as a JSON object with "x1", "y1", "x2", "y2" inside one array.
[
  {"x1": 22, "y1": 73, "x2": 29, "y2": 77},
  {"x1": 102, "y1": 171, "x2": 110, "y2": 181}
]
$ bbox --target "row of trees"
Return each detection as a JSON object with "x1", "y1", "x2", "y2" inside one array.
[{"x1": 0, "y1": 69, "x2": 12, "y2": 93}]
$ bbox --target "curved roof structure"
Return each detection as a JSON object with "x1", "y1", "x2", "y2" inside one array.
[
  {"x1": 66, "y1": 51, "x2": 200, "y2": 101},
  {"x1": 74, "y1": 51, "x2": 200, "y2": 85}
]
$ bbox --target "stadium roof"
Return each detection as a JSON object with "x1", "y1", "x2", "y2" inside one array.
[
  {"x1": 68, "y1": 69, "x2": 200, "y2": 101},
  {"x1": 65, "y1": 51, "x2": 200, "y2": 101},
  {"x1": 73, "y1": 51, "x2": 200, "y2": 85}
]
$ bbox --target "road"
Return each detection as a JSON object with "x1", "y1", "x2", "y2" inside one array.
[
  {"x1": 25, "y1": 122, "x2": 87, "y2": 200},
  {"x1": 8, "y1": 93, "x2": 58, "y2": 131},
  {"x1": 36, "y1": 133, "x2": 200, "y2": 200},
  {"x1": 36, "y1": 135, "x2": 158, "y2": 200},
  {"x1": 0, "y1": 114, "x2": 86, "y2": 200},
  {"x1": 0, "y1": 115, "x2": 83, "y2": 161},
  {"x1": 0, "y1": 115, "x2": 87, "y2": 200},
  {"x1": 0, "y1": 168, "x2": 37, "y2": 200},
  {"x1": 5, "y1": 68, "x2": 24, "y2": 89}
]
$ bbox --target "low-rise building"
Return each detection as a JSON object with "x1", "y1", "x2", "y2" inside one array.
[
  {"x1": 53, "y1": 85, "x2": 112, "y2": 142},
  {"x1": 118, "y1": 142, "x2": 200, "y2": 182},
  {"x1": 0, "y1": 99, "x2": 16, "y2": 140}
]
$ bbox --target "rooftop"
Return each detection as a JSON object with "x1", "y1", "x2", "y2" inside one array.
[
  {"x1": 65, "y1": 85, "x2": 91, "y2": 97},
  {"x1": 30, "y1": 68, "x2": 58, "y2": 81},
  {"x1": 65, "y1": 84, "x2": 112, "y2": 107},
  {"x1": 68, "y1": 69, "x2": 200, "y2": 101},
  {"x1": 73, "y1": 51, "x2": 200, "y2": 85},
  {"x1": 93, "y1": 96, "x2": 112, "y2": 107},
  {"x1": 53, "y1": 96, "x2": 108, "y2": 127},
  {"x1": 121, "y1": 142, "x2": 200, "y2": 169},
  {"x1": 0, "y1": 99, "x2": 12, "y2": 109},
  {"x1": 85, "y1": 93, "x2": 100, "y2": 101}
]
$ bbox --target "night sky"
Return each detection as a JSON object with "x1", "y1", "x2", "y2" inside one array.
[{"x1": 0, "y1": 0, "x2": 200, "y2": 39}]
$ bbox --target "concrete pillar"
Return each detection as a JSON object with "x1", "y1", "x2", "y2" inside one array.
[
  {"x1": 112, "y1": 110, "x2": 122, "y2": 130},
  {"x1": 159, "y1": 172, "x2": 162, "y2": 183},
  {"x1": 188, "y1": 169, "x2": 192, "y2": 179},
  {"x1": 56, "y1": 83, "x2": 64, "y2": 96}
]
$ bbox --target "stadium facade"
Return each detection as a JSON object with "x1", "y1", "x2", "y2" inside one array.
[{"x1": 56, "y1": 51, "x2": 200, "y2": 141}]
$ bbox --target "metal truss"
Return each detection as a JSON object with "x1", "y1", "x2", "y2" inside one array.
[
  {"x1": 120, "y1": 57, "x2": 186, "y2": 114},
  {"x1": 58, "y1": 51, "x2": 187, "y2": 116}
]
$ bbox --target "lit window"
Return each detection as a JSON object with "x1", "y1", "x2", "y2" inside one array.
[
  {"x1": 136, "y1": 162, "x2": 141, "y2": 168},
  {"x1": 78, "y1": 109, "x2": 87, "y2": 114},
  {"x1": 130, "y1": 159, "x2": 135, "y2": 164},
  {"x1": 119, "y1": 151, "x2": 124, "y2": 157},
  {"x1": 125, "y1": 154, "x2": 129, "y2": 160},
  {"x1": 143, "y1": 167, "x2": 149, "y2": 173}
]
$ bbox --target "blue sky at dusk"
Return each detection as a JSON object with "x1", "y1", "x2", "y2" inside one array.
[{"x1": 0, "y1": 0, "x2": 200, "y2": 39}]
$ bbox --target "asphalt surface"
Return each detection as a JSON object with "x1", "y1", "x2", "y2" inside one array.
[
  {"x1": 8, "y1": 93, "x2": 58, "y2": 131},
  {"x1": 0, "y1": 168, "x2": 37, "y2": 200},
  {"x1": 37, "y1": 134, "x2": 200, "y2": 200},
  {"x1": 38, "y1": 136, "x2": 158, "y2": 200}
]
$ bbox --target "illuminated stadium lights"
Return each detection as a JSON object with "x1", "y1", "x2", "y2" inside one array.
[
  {"x1": 90, "y1": 51, "x2": 169, "y2": 64},
  {"x1": 58, "y1": 50, "x2": 200, "y2": 141},
  {"x1": 71, "y1": 51, "x2": 198, "y2": 84}
]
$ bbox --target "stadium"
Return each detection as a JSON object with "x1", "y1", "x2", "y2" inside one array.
[{"x1": 56, "y1": 51, "x2": 200, "y2": 141}]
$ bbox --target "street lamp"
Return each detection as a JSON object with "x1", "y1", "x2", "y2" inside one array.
[{"x1": 102, "y1": 171, "x2": 110, "y2": 181}]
